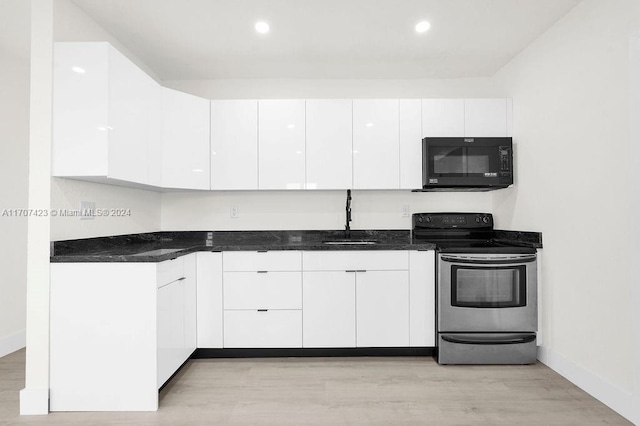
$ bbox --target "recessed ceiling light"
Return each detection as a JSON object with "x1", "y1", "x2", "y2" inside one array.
[
  {"x1": 72, "y1": 66, "x2": 86, "y2": 74},
  {"x1": 255, "y1": 21, "x2": 270, "y2": 34},
  {"x1": 415, "y1": 21, "x2": 431, "y2": 33}
]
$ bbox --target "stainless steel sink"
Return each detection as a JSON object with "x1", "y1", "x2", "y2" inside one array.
[{"x1": 322, "y1": 240, "x2": 378, "y2": 245}]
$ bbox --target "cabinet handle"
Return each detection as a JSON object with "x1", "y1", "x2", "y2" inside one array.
[
  {"x1": 345, "y1": 270, "x2": 357, "y2": 273},
  {"x1": 257, "y1": 250, "x2": 268, "y2": 253},
  {"x1": 177, "y1": 277, "x2": 186, "y2": 281},
  {"x1": 257, "y1": 271, "x2": 268, "y2": 274},
  {"x1": 257, "y1": 309, "x2": 268, "y2": 312},
  {"x1": 357, "y1": 270, "x2": 367, "y2": 273}
]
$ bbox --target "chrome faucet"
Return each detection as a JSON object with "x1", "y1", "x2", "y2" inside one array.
[{"x1": 345, "y1": 189, "x2": 352, "y2": 238}]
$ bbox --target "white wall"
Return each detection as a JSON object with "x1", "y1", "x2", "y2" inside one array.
[
  {"x1": 630, "y1": 30, "x2": 640, "y2": 422},
  {"x1": 162, "y1": 190, "x2": 493, "y2": 231},
  {"x1": 493, "y1": 0, "x2": 640, "y2": 421},
  {"x1": 50, "y1": 0, "x2": 162, "y2": 240},
  {"x1": 161, "y1": 78, "x2": 501, "y2": 231},
  {"x1": 0, "y1": 0, "x2": 30, "y2": 357}
]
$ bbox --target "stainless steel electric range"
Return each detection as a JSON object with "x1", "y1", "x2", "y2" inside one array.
[{"x1": 413, "y1": 212, "x2": 538, "y2": 365}]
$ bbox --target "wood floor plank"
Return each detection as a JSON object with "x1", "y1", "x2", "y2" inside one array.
[{"x1": 0, "y1": 350, "x2": 631, "y2": 425}]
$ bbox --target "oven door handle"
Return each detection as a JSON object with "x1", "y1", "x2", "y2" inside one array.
[
  {"x1": 440, "y1": 255, "x2": 537, "y2": 265},
  {"x1": 441, "y1": 334, "x2": 536, "y2": 345}
]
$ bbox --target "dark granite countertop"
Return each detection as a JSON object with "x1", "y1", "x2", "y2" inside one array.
[
  {"x1": 50, "y1": 229, "x2": 541, "y2": 263},
  {"x1": 50, "y1": 230, "x2": 436, "y2": 263}
]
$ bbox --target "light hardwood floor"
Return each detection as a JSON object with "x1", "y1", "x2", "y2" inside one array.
[{"x1": 0, "y1": 349, "x2": 630, "y2": 425}]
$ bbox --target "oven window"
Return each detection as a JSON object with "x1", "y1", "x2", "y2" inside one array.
[{"x1": 451, "y1": 266, "x2": 527, "y2": 308}]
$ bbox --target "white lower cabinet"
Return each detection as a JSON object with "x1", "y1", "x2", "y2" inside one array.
[
  {"x1": 356, "y1": 270, "x2": 410, "y2": 347},
  {"x1": 221, "y1": 251, "x2": 303, "y2": 348},
  {"x1": 301, "y1": 250, "x2": 431, "y2": 349},
  {"x1": 50, "y1": 254, "x2": 197, "y2": 412},
  {"x1": 302, "y1": 271, "x2": 356, "y2": 348},
  {"x1": 196, "y1": 252, "x2": 223, "y2": 348}
]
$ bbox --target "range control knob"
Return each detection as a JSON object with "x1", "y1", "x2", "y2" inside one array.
[
  {"x1": 418, "y1": 216, "x2": 424, "y2": 223},
  {"x1": 482, "y1": 216, "x2": 490, "y2": 224},
  {"x1": 425, "y1": 216, "x2": 432, "y2": 223},
  {"x1": 475, "y1": 217, "x2": 481, "y2": 223}
]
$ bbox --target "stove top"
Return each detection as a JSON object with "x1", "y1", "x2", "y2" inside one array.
[{"x1": 412, "y1": 212, "x2": 536, "y2": 254}]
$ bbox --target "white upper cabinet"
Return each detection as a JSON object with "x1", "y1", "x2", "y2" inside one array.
[
  {"x1": 305, "y1": 99, "x2": 353, "y2": 190},
  {"x1": 422, "y1": 98, "x2": 512, "y2": 138},
  {"x1": 53, "y1": 42, "x2": 161, "y2": 186},
  {"x1": 352, "y1": 99, "x2": 400, "y2": 189},
  {"x1": 210, "y1": 100, "x2": 258, "y2": 190},
  {"x1": 161, "y1": 88, "x2": 211, "y2": 190},
  {"x1": 464, "y1": 98, "x2": 510, "y2": 137},
  {"x1": 258, "y1": 100, "x2": 306, "y2": 190},
  {"x1": 399, "y1": 99, "x2": 422, "y2": 189},
  {"x1": 421, "y1": 99, "x2": 465, "y2": 137}
]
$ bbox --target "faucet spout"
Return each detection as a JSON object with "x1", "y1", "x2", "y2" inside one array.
[{"x1": 345, "y1": 189, "x2": 352, "y2": 237}]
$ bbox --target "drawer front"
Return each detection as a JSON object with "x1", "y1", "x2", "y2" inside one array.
[
  {"x1": 302, "y1": 250, "x2": 409, "y2": 271},
  {"x1": 223, "y1": 272, "x2": 302, "y2": 309},
  {"x1": 223, "y1": 251, "x2": 302, "y2": 272},
  {"x1": 223, "y1": 310, "x2": 302, "y2": 348},
  {"x1": 156, "y1": 257, "x2": 184, "y2": 288}
]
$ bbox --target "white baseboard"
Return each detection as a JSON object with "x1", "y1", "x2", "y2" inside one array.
[
  {"x1": 538, "y1": 346, "x2": 637, "y2": 424},
  {"x1": 19, "y1": 388, "x2": 49, "y2": 415},
  {"x1": 0, "y1": 330, "x2": 26, "y2": 358}
]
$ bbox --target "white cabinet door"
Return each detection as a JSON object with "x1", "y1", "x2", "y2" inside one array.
[
  {"x1": 157, "y1": 279, "x2": 185, "y2": 388},
  {"x1": 108, "y1": 44, "x2": 161, "y2": 185},
  {"x1": 211, "y1": 100, "x2": 258, "y2": 190},
  {"x1": 196, "y1": 252, "x2": 223, "y2": 348},
  {"x1": 224, "y1": 310, "x2": 302, "y2": 348},
  {"x1": 162, "y1": 88, "x2": 210, "y2": 190},
  {"x1": 52, "y1": 42, "x2": 162, "y2": 187},
  {"x1": 303, "y1": 271, "x2": 356, "y2": 348},
  {"x1": 183, "y1": 253, "x2": 197, "y2": 355},
  {"x1": 399, "y1": 99, "x2": 423, "y2": 189},
  {"x1": 421, "y1": 99, "x2": 464, "y2": 137},
  {"x1": 356, "y1": 270, "x2": 410, "y2": 347},
  {"x1": 352, "y1": 99, "x2": 400, "y2": 189},
  {"x1": 464, "y1": 98, "x2": 509, "y2": 137},
  {"x1": 52, "y1": 42, "x2": 110, "y2": 177},
  {"x1": 305, "y1": 99, "x2": 353, "y2": 189},
  {"x1": 409, "y1": 251, "x2": 435, "y2": 347},
  {"x1": 258, "y1": 100, "x2": 306, "y2": 189}
]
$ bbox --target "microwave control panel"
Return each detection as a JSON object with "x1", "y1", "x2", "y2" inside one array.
[{"x1": 499, "y1": 146, "x2": 512, "y2": 178}]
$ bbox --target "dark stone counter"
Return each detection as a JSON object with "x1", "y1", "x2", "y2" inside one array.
[
  {"x1": 50, "y1": 229, "x2": 542, "y2": 263},
  {"x1": 50, "y1": 230, "x2": 437, "y2": 263}
]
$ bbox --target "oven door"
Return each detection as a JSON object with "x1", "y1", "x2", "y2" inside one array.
[{"x1": 437, "y1": 253, "x2": 537, "y2": 332}]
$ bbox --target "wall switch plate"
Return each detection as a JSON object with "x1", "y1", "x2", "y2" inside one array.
[
  {"x1": 401, "y1": 205, "x2": 410, "y2": 218},
  {"x1": 79, "y1": 201, "x2": 95, "y2": 220},
  {"x1": 230, "y1": 206, "x2": 239, "y2": 219}
]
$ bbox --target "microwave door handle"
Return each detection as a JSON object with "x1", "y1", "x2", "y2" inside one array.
[{"x1": 441, "y1": 334, "x2": 536, "y2": 345}]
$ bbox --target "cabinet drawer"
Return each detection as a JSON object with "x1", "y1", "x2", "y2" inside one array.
[
  {"x1": 156, "y1": 257, "x2": 184, "y2": 288},
  {"x1": 223, "y1": 251, "x2": 302, "y2": 272},
  {"x1": 223, "y1": 310, "x2": 302, "y2": 348},
  {"x1": 302, "y1": 251, "x2": 409, "y2": 271},
  {"x1": 223, "y1": 272, "x2": 302, "y2": 309}
]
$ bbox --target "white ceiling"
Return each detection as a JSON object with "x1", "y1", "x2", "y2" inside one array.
[{"x1": 71, "y1": 0, "x2": 581, "y2": 80}]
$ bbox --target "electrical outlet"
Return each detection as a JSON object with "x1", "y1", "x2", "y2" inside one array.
[
  {"x1": 401, "y1": 205, "x2": 410, "y2": 218},
  {"x1": 79, "y1": 201, "x2": 95, "y2": 220},
  {"x1": 230, "y1": 206, "x2": 239, "y2": 219}
]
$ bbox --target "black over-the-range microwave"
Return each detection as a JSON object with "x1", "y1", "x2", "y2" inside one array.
[{"x1": 420, "y1": 137, "x2": 513, "y2": 191}]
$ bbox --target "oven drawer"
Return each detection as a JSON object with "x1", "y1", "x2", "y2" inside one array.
[{"x1": 438, "y1": 333, "x2": 537, "y2": 365}]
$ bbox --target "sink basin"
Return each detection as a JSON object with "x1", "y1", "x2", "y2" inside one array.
[
  {"x1": 132, "y1": 248, "x2": 186, "y2": 256},
  {"x1": 322, "y1": 240, "x2": 378, "y2": 245}
]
